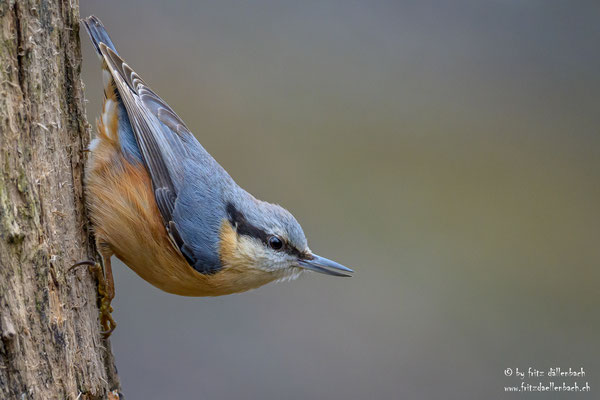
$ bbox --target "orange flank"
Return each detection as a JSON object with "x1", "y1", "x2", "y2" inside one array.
[{"x1": 85, "y1": 101, "x2": 279, "y2": 296}]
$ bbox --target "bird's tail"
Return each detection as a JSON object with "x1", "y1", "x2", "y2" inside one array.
[{"x1": 82, "y1": 15, "x2": 118, "y2": 56}]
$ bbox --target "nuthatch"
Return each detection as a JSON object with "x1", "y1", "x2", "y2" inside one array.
[{"x1": 81, "y1": 16, "x2": 353, "y2": 336}]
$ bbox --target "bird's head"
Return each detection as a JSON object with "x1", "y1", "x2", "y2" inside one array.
[{"x1": 219, "y1": 200, "x2": 353, "y2": 281}]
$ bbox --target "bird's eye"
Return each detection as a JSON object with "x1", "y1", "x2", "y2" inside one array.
[{"x1": 268, "y1": 236, "x2": 284, "y2": 251}]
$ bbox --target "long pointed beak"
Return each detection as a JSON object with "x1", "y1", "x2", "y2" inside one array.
[{"x1": 297, "y1": 254, "x2": 354, "y2": 277}]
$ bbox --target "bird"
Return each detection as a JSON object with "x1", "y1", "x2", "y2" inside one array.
[{"x1": 80, "y1": 16, "x2": 353, "y2": 336}]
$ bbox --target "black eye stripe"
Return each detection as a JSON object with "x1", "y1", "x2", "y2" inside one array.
[
  {"x1": 226, "y1": 203, "x2": 303, "y2": 257},
  {"x1": 284, "y1": 244, "x2": 303, "y2": 258},
  {"x1": 226, "y1": 203, "x2": 268, "y2": 242}
]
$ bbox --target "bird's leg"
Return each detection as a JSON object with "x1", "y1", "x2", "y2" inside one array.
[
  {"x1": 96, "y1": 243, "x2": 116, "y2": 338},
  {"x1": 71, "y1": 243, "x2": 116, "y2": 338}
]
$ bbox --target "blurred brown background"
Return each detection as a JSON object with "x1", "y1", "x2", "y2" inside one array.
[{"x1": 80, "y1": 1, "x2": 600, "y2": 399}]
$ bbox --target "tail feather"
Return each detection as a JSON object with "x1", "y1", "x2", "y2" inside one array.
[{"x1": 82, "y1": 16, "x2": 118, "y2": 55}]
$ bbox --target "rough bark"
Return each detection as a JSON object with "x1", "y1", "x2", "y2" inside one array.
[{"x1": 0, "y1": 0, "x2": 120, "y2": 399}]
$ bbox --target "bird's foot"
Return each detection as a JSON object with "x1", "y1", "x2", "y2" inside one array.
[{"x1": 71, "y1": 259, "x2": 117, "y2": 338}]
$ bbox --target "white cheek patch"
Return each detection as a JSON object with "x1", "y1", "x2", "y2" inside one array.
[
  {"x1": 235, "y1": 236, "x2": 301, "y2": 278},
  {"x1": 237, "y1": 236, "x2": 268, "y2": 266},
  {"x1": 102, "y1": 99, "x2": 116, "y2": 138}
]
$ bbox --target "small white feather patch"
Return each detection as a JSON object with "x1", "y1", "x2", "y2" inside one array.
[
  {"x1": 274, "y1": 269, "x2": 304, "y2": 283},
  {"x1": 88, "y1": 138, "x2": 101, "y2": 151},
  {"x1": 102, "y1": 99, "x2": 115, "y2": 138},
  {"x1": 102, "y1": 69, "x2": 112, "y2": 90}
]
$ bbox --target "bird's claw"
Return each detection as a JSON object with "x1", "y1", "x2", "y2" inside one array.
[
  {"x1": 99, "y1": 296, "x2": 117, "y2": 338},
  {"x1": 71, "y1": 259, "x2": 117, "y2": 338},
  {"x1": 70, "y1": 259, "x2": 96, "y2": 272}
]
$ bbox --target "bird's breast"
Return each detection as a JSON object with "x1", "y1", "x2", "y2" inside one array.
[{"x1": 85, "y1": 114, "x2": 278, "y2": 296}]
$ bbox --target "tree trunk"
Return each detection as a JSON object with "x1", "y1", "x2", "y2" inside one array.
[{"x1": 0, "y1": 0, "x2": 120, "y2": 398}]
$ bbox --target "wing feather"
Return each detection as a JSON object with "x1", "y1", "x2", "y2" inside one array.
[
  {"x1": 84, "y1": 15, "x2": 224, "y2": 274},
  {"x1": 98, "y1": 43, "x2": 197, "y2": 264}
]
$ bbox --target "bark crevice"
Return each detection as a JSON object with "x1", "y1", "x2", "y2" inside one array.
[{"x1": 12, "y1": 2, "x2": 25, "y2": 96}]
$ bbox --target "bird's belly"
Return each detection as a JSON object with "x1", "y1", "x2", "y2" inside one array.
[{"x1": 85, "y1": 138, "x2": 277, "y2": 296}]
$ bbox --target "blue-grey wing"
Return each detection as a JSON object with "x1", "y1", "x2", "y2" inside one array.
[{"x1": 98, "y1": 43, "x2": 224, "y2": 273}]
